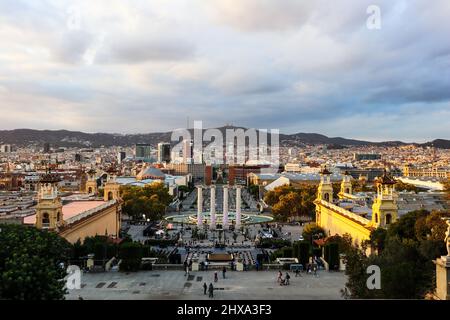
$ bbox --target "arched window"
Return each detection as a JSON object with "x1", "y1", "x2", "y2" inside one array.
[
  {"x1": 345, "y1": 188, "x2": 350, "y2": 194},
  {"x1": 108, "y1": 191, "x2": 113, "y2": 200},
  {"x1": 386, "y1": 214, "x2": 392, "y2": 225},
  {"x1": 375, "y1": 213, "x2": 378, "y2": 223},
  {"x1": 42, "y1": 213, "x2": 50, "y2": 227},
  {"x1": 324, "y1": 193, "x2": 330, "y2": 202},
  {"x1": 57, "y1": 211, "x2": 61, "y2": 221},
  {"x1": 88, "y1": 187, "x2": 92, "y2": 194}
]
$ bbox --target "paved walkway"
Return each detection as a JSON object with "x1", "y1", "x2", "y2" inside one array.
[{"x1": 66, "y1": 270, "x2": 346, "y2": 300}]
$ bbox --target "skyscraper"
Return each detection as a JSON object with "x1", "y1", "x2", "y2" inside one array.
[
  {"x1": 135, "y1": 144, "x2": 152, "y2": 161},
  {"x1": 182, "y1": 139, "x2": 193, "y2": 164},
  {"x1": 117, "y1": 151, "x2": 126, "y2": 164},
  {"x1": 157, "y1": 143, "x2": 171, "y2": 163}
]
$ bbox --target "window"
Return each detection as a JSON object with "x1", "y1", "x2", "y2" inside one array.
[
  {"x1": 42, "y1": 213, "x2": 50, "y2": 228},
  {"x1": 386, "y1": 214, "x2": 392, "y2": 225},
  {"x1": 375, "y1": 213, "x2": 378, "y2": 223},
  {"x1": 108, "y1": 191, "x2": 113, "y2": 200}
]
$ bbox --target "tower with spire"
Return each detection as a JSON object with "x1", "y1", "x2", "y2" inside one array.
[
  {"x1": 35, "y1": 171, "x2": 63, "y2": 230},
  {"x1": 371, "y1": 169, "x2": 398, "y2": 228}
]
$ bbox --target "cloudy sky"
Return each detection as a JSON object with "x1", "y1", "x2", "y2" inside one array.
[{"x1": 0, "y1": 0, "x2": 449, "y2": 142}]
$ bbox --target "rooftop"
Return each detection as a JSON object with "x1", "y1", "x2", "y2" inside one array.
[{"x1": 23, "y1": 200, "x2": 105, "y2": 224}]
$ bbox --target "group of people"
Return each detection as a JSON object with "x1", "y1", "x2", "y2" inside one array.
[
  {"x1": 203, "y1": 282, "x2": 215, "y2": 298},
  {"x1": 202, "y1": 267, "x2": 227, "y2": 298},
  {"x1": 277, "y1": 271, "x2": 291, "y2": 286},
  {"x1": 306, "y1": 264, "x2": 319, "y2": 277}
]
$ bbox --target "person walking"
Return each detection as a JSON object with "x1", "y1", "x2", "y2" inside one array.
[
  {"x1": 222, "y1": 266, "x2": 227, "y2": 279},
  {"x1": 184, "y1": 261, "x2": 188, "y2": 276},
  {"x1": 208, "y1": 283, "x2": 214, "y2": 298},
  {"x1": 313, "y1": 265, "x2": 318, "y2": 277},
  {"x1": 285, "y1": 272, "x2": 290, "y2": 285},
  {"x1": 214, "y1": 271, "x2": 218, "y2": 282},
  {"x1": 203, "y1": 282, "x2": 207, "y2": 295},
  {"x1": 295, "y1": 269, "x2": 300, "y2": 277},
  {"x1": 277, "y1": 271, "x2": 283, "y2": 283}
]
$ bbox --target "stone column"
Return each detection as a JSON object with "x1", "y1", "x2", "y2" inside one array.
[
  {"x1": 197, "y1": 185, "x2": 203, "y2": 227},
  {"x1": 223, "y1": 185, "x2": 229, "y2": 229},
  {"x1": 236, "y1": 185, "x2": 241, "y2": 229},
  {"x1": 210, "y1": 185, "x2": 216, "y2": 229}
]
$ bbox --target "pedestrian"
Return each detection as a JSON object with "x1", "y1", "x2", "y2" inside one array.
[
  {"x1": 255, "y1": 260, "x2": 259, "y2": 271},
  {"x1": 313, "y1": 265, "x2": 318, "y2": 277},
  {"x1": 186, "y1": 265, "x2": 190, "y2": 276},
  {"x1": 203, "y1": 282, "x2": 207, "y2": 295},
  {"x1": 214, "y1": 271, "x2": 218, "y2": 282},
  {"x1": 208, "y1": 283, "x2": 214, "y2": 298},
  {"x1": 222, "y1": 266, "x2": 226, "y2": 279},
  {"x1": 285, "y1": 272, "x2": 290, "y2": 285},
  {"x1": 184, "y1": 261, "x2": 188, "y2": 276},
  {"x1": 277, "y1": 271, "x2": 282, "y2": 283},
  {"x1": 204, "y1": 261, "x2": 208, "y2": 271},
  {"x1": 295, "y1": 269, "x2": 299, "y2": 277}
]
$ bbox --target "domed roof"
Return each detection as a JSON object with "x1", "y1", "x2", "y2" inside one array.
[
  {"x1": 320, "y1": 166, "x2": 331, "y2": 175},
  {"x1": 137, "y1": 166, "x2": 165, "y2": 180}
]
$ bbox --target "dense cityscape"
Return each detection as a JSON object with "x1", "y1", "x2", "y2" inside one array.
[{"x1": 1, "y1": 1, "x2": 450, "y2": 312}]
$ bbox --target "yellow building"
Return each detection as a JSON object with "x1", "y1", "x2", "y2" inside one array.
[
  {"x1": 25, "y1": 170, "x2": 122, "y2": 244},
  {"x1": 315, "y1": 168, "x2": 398, "y2": 248}
]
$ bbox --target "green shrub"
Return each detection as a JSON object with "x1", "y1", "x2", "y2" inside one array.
[
  {"x1": 324, "y1": 243, "x2": 339, "y2": 270},
  {"x1": 119, "y1": 242, "x2": 143, "y2": 272}
]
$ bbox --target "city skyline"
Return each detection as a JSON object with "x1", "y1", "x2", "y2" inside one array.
[{"x1": 0, "y1": 1, "x2": 449, "y2": 142}]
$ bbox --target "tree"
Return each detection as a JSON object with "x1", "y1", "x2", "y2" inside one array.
[
  {"x1": 326, "y1": 233, "x2": 353, "y2": 255},
  {"x1": 324, "y1": 243, "x2": 339, "y2": 270},
  {"x1": 444, "y1": 179, "x2": 450, "y2": 200},
  {"x1": 345, "y1": 209, "x2": 450, "y2": 299},
  {"x1": 369, "y1": 228, "x2": 387, "y2": 253},
  {"x1": 271, "y1": 192, "x2": 302, "y2": 221},
  {"x1": 302, "y1": 223, "x2": 326, "y2": 243},
  {"x1": 0, "y1": 225, "x2": 72, "y2": 300},
  {"x1": 387, "y1": 209, "x2": 429, "y2": 241},
  {"x1": 119, "y1": 242, "x2": 143, "y2": 272},
  {"x1": 265, "y1": 184, "x2": 318, "y2": 221},
  {"x1": 263, "y1": 185, "x2": 294, "y2": 206},
  {"x1": 121, "y1": 182, "x2": 173, "y2": 220}
]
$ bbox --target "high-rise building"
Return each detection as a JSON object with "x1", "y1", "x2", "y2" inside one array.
[
  {"x1": 43, "y1": 143, "x2": 50, "y2": 153},
  {"x1": 117, "y1": 151, "x2": 126, "y2": 164},
  {"x1": 135, "y1": 143, "x2": 152, "y2": 161},
  {"x1": 157, "y1": 143, "x2": 171, "y2": 163},
  {"x1": 182, "y1": 140, "x2": 193, "y2": 164}
]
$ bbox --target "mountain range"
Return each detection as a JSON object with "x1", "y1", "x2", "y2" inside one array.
[{"x1": 0, "y1": 127, "x2": 449, "y2": 149}]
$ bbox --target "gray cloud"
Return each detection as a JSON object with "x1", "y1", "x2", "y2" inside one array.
[{"x1": 0, "y1": 0, "x2": 449, "y2": 141}]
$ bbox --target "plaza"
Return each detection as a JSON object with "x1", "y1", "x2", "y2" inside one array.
[{"x1": 66, "y1": 270, "x2": 347, "y2": 300}]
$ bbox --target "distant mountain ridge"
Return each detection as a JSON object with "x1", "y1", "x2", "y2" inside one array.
[{"x1": 0, "y1": 127, "x2": 448, "y2": 149}]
